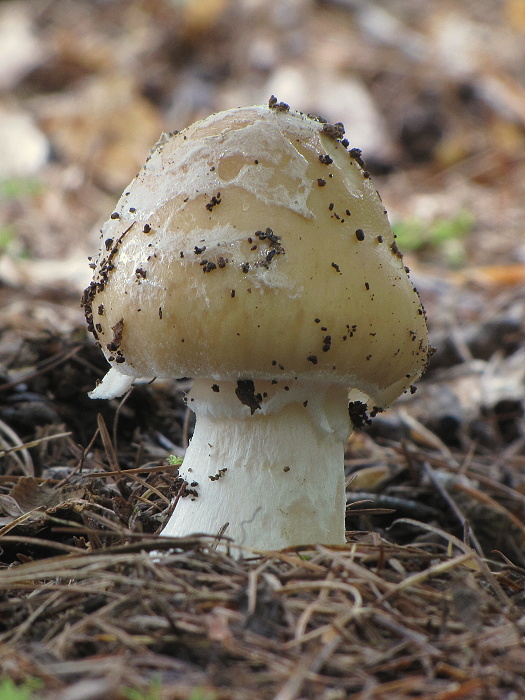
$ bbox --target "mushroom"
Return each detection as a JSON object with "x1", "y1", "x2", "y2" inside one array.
[{"x1": 82, "y1": 100, "x2": 430, "y2": 552}]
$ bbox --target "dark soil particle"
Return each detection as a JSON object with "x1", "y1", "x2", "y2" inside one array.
[
  {"x1": 390, "y1": 241, "x2": 403, "y2": 259},
  {"x1": 106, "y1": 318, "x2": 124, "y2": 352},
  {"x1": 268, "y1": 95, "x2": 290, "y2": 112},
  {"x1": 348, "y1": 400, "x2": 372, "y2": 428},
  {"x1": 321, "y1": 122, "x2": 345, "y2": 140},
  {"x1": 235, "y1": 379, "x2": 262, "y2": 414},
  {"x1": 268, "y1": 95, "x2": 289, "y2": 111},
  {"x1": 205, "y1": 193, "x2": 221, "y2": 211},
  {"x1": 81, "y1": 223, "x2": 135, "y2": 339},
  {"x1": 209, "y1": 468, "x2": 227, "y2": 481},
  {"x1": 349, "y1": 147, "x2": 365, "y2": 168}
]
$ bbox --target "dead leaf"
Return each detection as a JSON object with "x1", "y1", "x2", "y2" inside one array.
[
  {"x1": 35, "y1": 75, "x2": 163, "y2": 191},
  {"x1": 8, "y1": 477, "x2": 85, "y2": 514},
  {"x1": 0, "y1": 495, "x2": 24, "y2": 517},
  {"x1": 347, "y1": 464, "x2": 393, "y2": 491},
  {"x1": 457, "y1": 264, "x2": 525, "y2": 288}
]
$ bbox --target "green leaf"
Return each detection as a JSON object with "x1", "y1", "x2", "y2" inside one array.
[
  {"x1": 393, "y1": 210, "x2": 474, "y2": 253},
  {"x1": 0, "y1": 677, "x2": 43, "y2": 700},
  {"x1": 0, "y1": 178, "x2": 43, "y2": 199}
]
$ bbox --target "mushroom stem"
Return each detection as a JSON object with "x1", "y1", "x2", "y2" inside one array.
[{"x1": 161, "y1": 379, "x2": 351, "y2": 552}]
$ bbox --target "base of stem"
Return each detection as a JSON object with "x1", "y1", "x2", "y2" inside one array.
[{"x1": 161, "y1": 382, "x2": 350, "y2": 552}]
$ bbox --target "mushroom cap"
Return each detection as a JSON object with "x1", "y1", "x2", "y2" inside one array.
[{"x1": 83, "y1": 104, "x2": 429, "y2": 408}]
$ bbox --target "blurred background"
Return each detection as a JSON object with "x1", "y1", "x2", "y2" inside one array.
[{"x1": 1, "y1": 0, "x2": 525, "y2": 285}]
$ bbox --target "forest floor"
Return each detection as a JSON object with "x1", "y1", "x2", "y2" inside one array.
[{"x1": 0, "y1": 1, "x2": 525, "y2": 698}]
